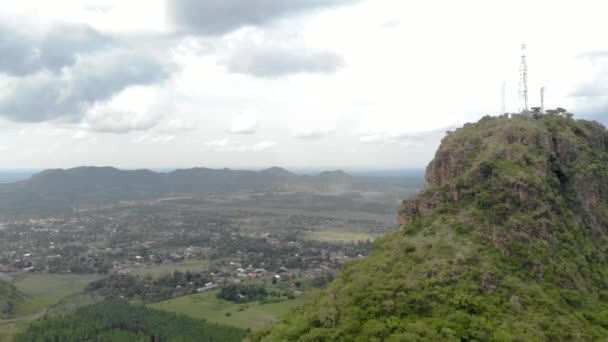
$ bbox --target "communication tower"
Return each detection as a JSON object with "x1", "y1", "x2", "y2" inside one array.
[
  {"x1": 519, "y1": 44, "x2": 529, "y2": 112},
  {"x1": 540, "y1": 87, "x2": 545, "y2": 113},
  {"x1": 501, "y1": 81, "x2": 506, "y2": 115}
]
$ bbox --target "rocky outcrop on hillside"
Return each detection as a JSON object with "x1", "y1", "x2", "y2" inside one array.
[{"x1": 400, "y1": 114, "x2": 608, "y2": 231}]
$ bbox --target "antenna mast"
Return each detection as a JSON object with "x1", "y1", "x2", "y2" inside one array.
[
  {"x1": 519, "y1": 44, "x2": 529, "y2": 112},
  {"x1": 540, "y1": 86, "x2": 545, "y2": 113},
  {"x1": 501, "y1": 81, "x2": 506, "y2": 115}
]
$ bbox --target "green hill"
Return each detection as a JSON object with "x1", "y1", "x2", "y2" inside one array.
[{"x1": 257, "y1": 113, "x2": 608, "y2": 341}]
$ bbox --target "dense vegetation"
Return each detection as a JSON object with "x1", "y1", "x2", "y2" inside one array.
[
  {"x1": 257, "y1": 113, "x2": 608, "y2": 341},
  {"x1": 218, "y1": 283, "x2": 269, "y2": 303},
  {"x1": 15, "y1": 300, "x2": 247, "y2": 342},
  {"x1": 86, "y1": 271, "x2": 213, "y2": 303}
]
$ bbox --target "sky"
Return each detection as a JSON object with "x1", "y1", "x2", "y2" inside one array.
[{"x1": 0, "y1": 0, "x2": 607, "y2": 170}]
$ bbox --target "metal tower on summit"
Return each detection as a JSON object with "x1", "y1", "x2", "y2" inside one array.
[{"x1": 519, "y1": 44, "x2": 529, "y2": 112}]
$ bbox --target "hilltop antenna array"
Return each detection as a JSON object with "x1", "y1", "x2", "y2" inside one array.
[{"x1": 519, "y1": 44, "x2": 529, "y2": 112}]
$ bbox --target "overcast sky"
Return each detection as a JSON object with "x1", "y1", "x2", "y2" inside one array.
[{"x1": 0, "y1": 0, "x2": 607, "y2": 170}]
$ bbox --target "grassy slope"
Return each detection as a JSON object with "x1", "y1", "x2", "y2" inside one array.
[
  {"x1": 150, "y1": 289, "x2": 309, "y2": 331},
  {"x1": 0, "y1": 274, "x2": 102, "y2": 341},
  {"x1": 0, "y1": 281, "x2": 25, "y2": 341},
  {"x1": 11, "y1": 274, "x2": 102, "y2": 317}
]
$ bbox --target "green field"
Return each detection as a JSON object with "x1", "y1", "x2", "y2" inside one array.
[
  {"x1": 0, "y1": 320, "x2": 21, "y2": 342},
  {"x1": 149, "y1": 290, "x2": 309, "y2": 331},
  {"x1": 307, "y1": 230, "x2": 372, "y2": 242},
  {"x1": 0, "y1": 274, "x2": 102, "y2": 341},
  {"x1": 133, "y1": 259, "x2": 210, "y2": 277},
  {"x1": 11, "y1": 273, "x2": 102, "y2": 317}
]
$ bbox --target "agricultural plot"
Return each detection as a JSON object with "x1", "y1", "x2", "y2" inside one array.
[{"x1": 149, "y1": 289, "x2": 309, "y2": 331}]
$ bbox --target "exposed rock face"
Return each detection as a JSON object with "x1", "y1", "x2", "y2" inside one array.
[
  {"x1": 398, "y1": 189, "x2": 446, "y2": 227},
  {"x1": 400, "y1": 114, "x2": 608, "y2": 230}
]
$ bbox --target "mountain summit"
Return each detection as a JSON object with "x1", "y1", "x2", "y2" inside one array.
[{"x1": 259, "y1": 113, "x2": 608, "y2": 341}]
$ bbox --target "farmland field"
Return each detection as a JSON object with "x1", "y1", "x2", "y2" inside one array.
[
  {"x1": 307, "y1": 230, "x2": 373, "y2": 242},
  {"x1": 133, "y1": 259, "x2": 210, "y2": 277},
  {"x1": 149, "y1": 289, "x2": 310, "y2": 331}
]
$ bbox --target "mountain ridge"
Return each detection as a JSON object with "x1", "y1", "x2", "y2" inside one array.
[{"x1": 0, "y1": 166, "x2": 358, "y2": 217}]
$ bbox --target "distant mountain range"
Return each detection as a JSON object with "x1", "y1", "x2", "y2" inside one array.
[{"x1": 0, "y1": 166, "x2": 367, "y2": 217}]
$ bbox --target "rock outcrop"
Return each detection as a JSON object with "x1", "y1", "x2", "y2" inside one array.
[{"x1": 400, "y1": 114, "x2": 608, "y2": 231}]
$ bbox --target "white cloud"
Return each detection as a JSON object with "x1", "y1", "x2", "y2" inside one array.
[
  {"x1": 205, "y1": 137, "x2": 231, "y2": 147},
  {"x1": 72, "y1": 130, "x2": 88, "y2": 139},
  {"x1": 236, "y1": 140, "x2": 276, "y2": 152},
  {"x1": 218, "y1": 33, "x2": 344, "y2": 77},
  {"x1": 2, "y1": 0, "x2": 608, "y2": 169},
  {"x1": 132, "y1": 134, "x2": 175, "y2": 143},
  {"x1": 230, "y1": 110, "x2": 258, "y2": 134},
  {"x1": 203, "y1": 138, "x2": 275, "y2": 152},
  {"x1": 80, "y1": 85, "x2": 180, "y2": 134},
  {"x1": 358, "y1": 124, "x2": 458, "y2": 148},
  {"x1": 293, "y1": 128, "x2": 334, "y2": 141}
]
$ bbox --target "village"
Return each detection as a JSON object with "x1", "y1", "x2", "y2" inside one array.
[{"x1": 0, "y1": 193, "x2": 386, "y2": 292}]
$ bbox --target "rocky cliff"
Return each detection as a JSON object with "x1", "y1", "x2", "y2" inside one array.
[
  {"x1": 399, "y1": 115, "x2": 608, "y2": 280},
  {"x1": 260, "y1": 113, "x2": 608, "y2": 341}
]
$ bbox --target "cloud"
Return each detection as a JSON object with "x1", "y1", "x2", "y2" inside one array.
[
  {"x1": 221, "y1": 40, "x2": 344, "y2": 78},
  {"x1": 0, "y1": 19, "x2": 170, "y2": 125},
  {"x1": 230, "y1": 111, "x2": 258, "y2": 134},
  {"x1": 132, "y1": 134, "x2": 176, "y2": 143},
  {"x1": 162, "y1": 119, "x2": 194, "y2": 132},
  {"x1": 577, "y1": 51, "x2": 608, "y2": 60},
  {"x1": 293, "y1": 128, "x2": 334, "y2": 141},
  {"x1": 206, "y1": 138, "x2": 231, "y2": 148},
  {"x1": 572, "y1": 51, "x2": 608, "y2": 100},
  {"x1": 203, "y1": 138, "x2": 275, "y2": 152},
  {"x1": 0, "y1": 21, "x2": 113, "y2": 76},
  {"x1": 79, "y1": 85, "x2": 190, "y2": 134},
  {"x1": 236, "y1": 140, "x2": 276, "y2": 152},
  {"x1": 167, "y1": 0, "x2": 361, "y2": 36},
  {"x1": 570, "y1": 51, "x2": 608, "y2": 121},
  {"x1": 72, "y1": 130, "x2": 89, "y2": 139},
  {"x1": 380, "y1": 19, "x2": 401, "y2": 29},
  {"x1": 0, "y1": 48, "x2": 169, "y2": 123},
  {"x1": 358, "y1": 126, "x2": 456, "y2": 147},
  {"x1": 83, "y1": 108, "x2": 161, "y2": 134}
]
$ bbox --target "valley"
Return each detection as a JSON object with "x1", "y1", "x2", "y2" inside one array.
[{"x1": 0, "y1": 170, "x2": 423, "y2": 340}]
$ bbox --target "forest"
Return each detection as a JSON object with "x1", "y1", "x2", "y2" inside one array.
[
  {"x1": 15, "y1": 300, "x2": 247, "y2": 342},
  {"x1": 86, "y1": 271, "x2": 213, "y2": 303}
]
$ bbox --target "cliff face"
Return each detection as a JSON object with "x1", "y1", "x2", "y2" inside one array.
[
  {"x1": 261, "y1": 114, "x2": 608, "y2": 341},
  {"x1": 401, "y1": 115, "x2": 608, "y2": 229},
  {"x1": 398, "y1": 114, "x2": 608, "y2": 287}
]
